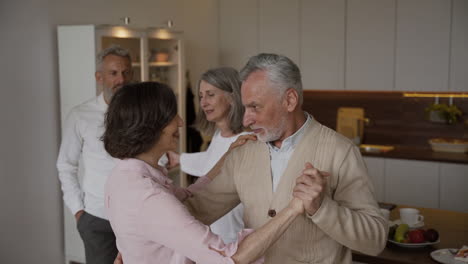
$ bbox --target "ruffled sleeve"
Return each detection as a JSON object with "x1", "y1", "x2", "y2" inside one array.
[{"x1": 180, "y1": 151, "x2": 211, "y2": 176}]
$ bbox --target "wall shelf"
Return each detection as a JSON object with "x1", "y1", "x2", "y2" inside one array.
[{"x1": 149, "y1": 61, "x2": 177, "y2": 67}]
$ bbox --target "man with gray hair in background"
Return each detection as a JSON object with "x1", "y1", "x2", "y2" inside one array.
[
  {"x1": 185, "y1": 53, "x2": 387, "y2": 263},
  {"x1": 57, "y1": 45, "x2": 133, "y2": 264}
]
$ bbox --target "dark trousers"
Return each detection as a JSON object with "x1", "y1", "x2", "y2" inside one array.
[{"x1": 77, "y1": 211, "x2": 118, "y2": 264}]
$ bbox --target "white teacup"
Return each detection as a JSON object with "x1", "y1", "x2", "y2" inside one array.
[
  {"x1": 399, "y1": 208, "x2": 424, "y2": 226},
  {"x1": 380, "y1": 208, "x2": 390, "y2": 221}
]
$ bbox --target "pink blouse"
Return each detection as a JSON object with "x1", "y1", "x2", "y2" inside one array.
[{"x1": 105, "y1": 158, "x2": 259, "y2": 264}]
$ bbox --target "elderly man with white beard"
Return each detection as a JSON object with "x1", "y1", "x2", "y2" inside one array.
[{"x1": 185, "y1": 53, "x2": 387, "y2": 264}]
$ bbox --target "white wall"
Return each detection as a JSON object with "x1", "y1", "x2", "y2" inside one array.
[
  {"x1": 0, "y1": 1, "x2": 63, "y2": 263},
  {"x1": 0, "y1": 0, "x2": 219, "y2": 263}
]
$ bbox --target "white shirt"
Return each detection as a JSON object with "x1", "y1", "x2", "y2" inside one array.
[
  {"x1": 268, "y1": 113, "x2": 312, "y2": 192},
  {"x1": 56, "y1": 93, "x2": 116, "y2": 219},
  {"x1": 180, "y1": 130, "x2": 250, "y2": 243}
]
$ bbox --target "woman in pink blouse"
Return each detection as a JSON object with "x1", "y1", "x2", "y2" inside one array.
[{"x1": 102, "y1": 82, "x2": 304, "y2": 264}]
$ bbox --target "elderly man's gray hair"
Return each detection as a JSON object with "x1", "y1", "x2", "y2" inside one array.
[
  {"x1": 239, "y1": 53, "x2": 303, "y2": 105},
  {"x1": 96, "y1": 45, "x2": 132, "y2": 71}
]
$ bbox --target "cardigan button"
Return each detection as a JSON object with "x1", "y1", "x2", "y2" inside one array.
[{"x1": 268, "y1": 209, "x2": 276, "y2": 217}]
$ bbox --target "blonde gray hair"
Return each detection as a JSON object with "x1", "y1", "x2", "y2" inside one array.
[{"x1": 195, "y1": 67, "x2": 244, "y2": 136}]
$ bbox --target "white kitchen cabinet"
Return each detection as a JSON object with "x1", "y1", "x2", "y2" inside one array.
[
  {"x1": 439, "y1": 163, "x2": 468, "y2": 213},
  {"x1": 259, "y1": 0, "x2": 300, "y2": 64},
  {"x1": 218, "y1": 0, "x2": 467, "y2": 93},
  {"x1": 363, "y1": 157, "x2": 386, "y2": 202},
  {"x1": 219, "y1": 0, "x2": 259, "y2": 69},
  {"x1": 362, "y1": 156, "x2": 468, "y2": 213},
  {"x1": 301, "y1": 0, "x2": 345, "y2": 90},
  {"x1": 394, "y1": 0, "x2": 451, "y2": 91},
  {"x1": 57, "y1": 24, "x2": 186, "y2": 264},
  {"x1": 449, "y1": 0, "x2": 468, "y2": 92},
  {"x1": 384, "y1": 159, "x2": 439, "y2": 208},
  {"x1": 346, "y1": 0, "x2": 395, "y2": 91}
]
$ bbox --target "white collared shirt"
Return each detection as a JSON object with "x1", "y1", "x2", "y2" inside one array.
[
  {"x1": 56, "y1": 93, "x2": 117, "y2": 219},
  {"x1": 267, "y1": 113, "x2": 312, "y2": 192}
]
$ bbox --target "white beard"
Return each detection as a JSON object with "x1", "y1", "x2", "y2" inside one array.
[{"x1": 254, "y1": 112, "x2": 287, "y2": 143}]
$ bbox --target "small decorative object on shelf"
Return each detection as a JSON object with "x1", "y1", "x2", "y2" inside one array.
[
  {"x1": 155, "y1": 48, "x2": 169, "y2": 63},
  {"x1": 425, "y1": 103, "x2": 462, "y2": 124}
]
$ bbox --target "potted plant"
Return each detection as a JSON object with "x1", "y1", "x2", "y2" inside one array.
[{"x1": 425, "y1": 103, "x2": 462, "y2": 124}]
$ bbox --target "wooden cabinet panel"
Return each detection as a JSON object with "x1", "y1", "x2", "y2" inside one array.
[
  {"x1": 301, "y1": 0, "x2": 345, "y2": 90},
  {"x1": 259, "y1": 0, "x2": 300, "y2": 64},
  {"x1": 346, "y1": 0, "x2": 395, "y2": 91},
  {"x1": 219, "y1": 0, "x2": 258, "y2": 69},
  {"x1": 395, "y1": 0, "x2": 451, "y2": 91},
  {"x1": 385, "y1": 159, "x2": 439, "y2": 208},
  {"x1": 449, "y1": 0, "x2": 468, "y2": 92},
  {"x1": 363, "y1": 157, "x2": 386, "y2": 202},
  {"x1": 439, "y1": 163, "x2": 468, "y2": 213}
]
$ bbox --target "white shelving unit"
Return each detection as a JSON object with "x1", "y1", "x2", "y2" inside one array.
[{"x1": 57, "y1": 24, "x2": 186, "y2": 264}]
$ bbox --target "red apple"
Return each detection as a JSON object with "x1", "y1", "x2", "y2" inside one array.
[{"x1": 408, "y1": 229, "x2": 425, "y2": 243}]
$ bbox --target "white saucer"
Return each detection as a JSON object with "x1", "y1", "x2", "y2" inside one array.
[
  {"x1": 388, "y1": 239, "x2": 439, "y2": 248},
  {"x1": 431, "y1": 248, "x2": 466, "y2": 264},
  {"x1": 390, "y1": 219, "x2": 425, "y2": 229}
]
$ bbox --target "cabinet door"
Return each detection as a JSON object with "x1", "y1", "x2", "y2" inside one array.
[
  {"x1": 58, "y1": 25, "x2": 96, "y2": 264},
  {"x1": 146, "y1": 38, "x2": 182, "y2": 90},
  {"x1": 346, "y1": 0, "x2": 395, "y2": 91},
  {"x1": 57, "y1": 25, "x2": 96, "y2": 124},
  {"x1": 259, "y1": 0, "x2": 300, "y2": 63},
  {"x1": 395, "y1": 0, "x2": 451, "y2": 91},
  {"x1": 385, "y1": 159, "x2": 439, "y2": 208},
  {"x1": 63, "y1": 209, "x2": 85, "y2": 263},
  {"x1": 219, "y1": 0, "x2": 258, "y2": 69},
  {"x1": 439, "y1": 163, "x2": 468, "y2": 213},
  {"x1": 363, "y1": 157, "x2": 385, "y2": 202},
  {"x1": 301, "y1": 0, "x2": 345, "y2": 91},
  {"x1": 146, "y1": 30, "x2": 186, "y2": 187},
  {"x1": 449, "y1": 0, "x2": 468, "y2": 92}
]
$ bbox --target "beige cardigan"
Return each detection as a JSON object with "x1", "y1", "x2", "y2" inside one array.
[{"x1": 186, "y1": 118, "x2": 387, "y2": 264}]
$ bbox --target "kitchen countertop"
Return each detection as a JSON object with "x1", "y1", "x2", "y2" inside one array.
[
  {"x1": 361, "y1": 145, "x2": 468, "y2": 164},
  {"x1": 352, "y1": 205, "x2": 468, "y2": 264}
]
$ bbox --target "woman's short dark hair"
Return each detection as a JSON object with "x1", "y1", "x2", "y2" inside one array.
[{"x1": 102, "y1": 82, "x2": 178, "y2": 159}]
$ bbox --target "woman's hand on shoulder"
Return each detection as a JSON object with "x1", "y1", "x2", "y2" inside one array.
[{"x1": 228, "y1": 134, "x2": 257, "y2": 151}]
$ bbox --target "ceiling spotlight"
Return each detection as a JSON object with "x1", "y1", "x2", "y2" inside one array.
[
  {"x1": 166, "y1": 20, "x2": 174, "y2": 28},
  {"x1": 120, "y1": 17, "x2": 130, "y2": 25}
]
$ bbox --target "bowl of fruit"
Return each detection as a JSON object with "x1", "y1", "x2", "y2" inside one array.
[{"x1": 388, "y1": 224, "x2": 440, "y2": 248}]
